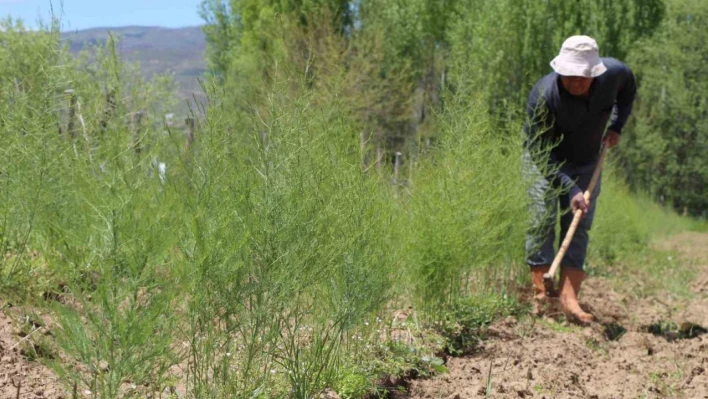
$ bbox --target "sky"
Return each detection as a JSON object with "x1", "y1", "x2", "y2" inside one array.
[{"x1": 0, "y1": 0, "x2": 204, "y2": 31}]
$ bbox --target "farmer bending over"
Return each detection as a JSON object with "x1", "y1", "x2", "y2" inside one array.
[{"x1": 524, "y1": 35, "x2": 636, "y2": 323}]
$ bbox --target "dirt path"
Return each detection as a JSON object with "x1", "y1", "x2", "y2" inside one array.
[{"x1": 408, "y1": 232, "x2": 708, "y2": 399}]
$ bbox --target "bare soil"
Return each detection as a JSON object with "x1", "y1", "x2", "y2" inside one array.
[
  {"x1": 408, "y1": 232, "x2": 708, "y2": 399},
  {"x1": 0, "y1": 307, "x2": 65, "y2": 399}
]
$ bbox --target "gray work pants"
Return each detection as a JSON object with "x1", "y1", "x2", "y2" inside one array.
[{"x1": 524, "y1": 151, "x2": 602, "y2": 270}]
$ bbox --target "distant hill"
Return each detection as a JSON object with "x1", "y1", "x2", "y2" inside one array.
[{"x1": 62, "y1": 26, "x2": 208, "y2": 110}]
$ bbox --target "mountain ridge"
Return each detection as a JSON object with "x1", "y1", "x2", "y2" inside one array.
[{"x1": 61, "y1": 25, "x2": 208, "y2": 109}]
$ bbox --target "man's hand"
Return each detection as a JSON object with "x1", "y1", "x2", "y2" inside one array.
[
  {"x1": 571, "y1": 191, "x2": 589, "y2": 217},
  {"x1": 604, "y1": 130, "x2": 621, "y2": 148}
]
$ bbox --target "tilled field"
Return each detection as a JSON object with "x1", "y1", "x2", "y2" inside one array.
[{"x1": 409, "y1": 233, "x2": 708, "y2": 399}]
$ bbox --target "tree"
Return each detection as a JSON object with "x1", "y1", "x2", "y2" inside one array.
[
  {"x1": 198, "y1": 0, "x2": 670, "y2": 173},
  {"x1": 200, "y1": 0, "x2": 352, "y2": 85},
  {"x1": 621, "y1": 0, "x2": 708, "y2": 216},
  {"x1": 446, "y1": 0, "x2": 665, "y2": 114}
]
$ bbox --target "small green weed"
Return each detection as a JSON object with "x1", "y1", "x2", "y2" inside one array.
[
  {"x1": 539, "y1": 318, "x2": 579, "y2": 334},
  {"x1": 437, "y1": 294, "x2": 520, "y2": 356},
  {"x1": 584, "y1": 337, "x2": 608, "y2": 355},
  {"x1": 336, "y1": 369, "x2": 370, "y2": 399}
]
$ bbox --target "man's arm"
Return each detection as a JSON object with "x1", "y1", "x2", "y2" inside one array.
[
  {"x1": 607, "y1": 62, "x2": 637, "y2": 134},
  {"x1": 524, "y1": 84, "x2": 582, "y2": 199}
]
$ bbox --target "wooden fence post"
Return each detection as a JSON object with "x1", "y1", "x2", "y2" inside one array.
[
  {"x1": 65, "y1": 89, "x2": 77, "y2": 138},
  {"x1": 132, "y1": 111, "x2": 144, "y2": 155},
  {"x1": 360, "y1": 131, "x2": 369, "y2": 171},
  {"x1": 393, "y1": 151, "x2": 402, "y2": 184},
  {"x1": 100, "y1": 89, "x2": 116, "y2": 134}
]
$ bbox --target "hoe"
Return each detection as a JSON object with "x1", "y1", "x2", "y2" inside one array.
[{"x1": 543, "y1": 144, "x2": 609, "y2": 295}]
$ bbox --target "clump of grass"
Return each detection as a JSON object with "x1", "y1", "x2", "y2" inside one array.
[
  {"x1": 437, "y1": 294, "x2": 519, "y2": 355},
  {"x1": 1, "y1": 19, "x2": 183, "y2": 397},
  {"x1": 588, "y1": 163, "x2": 697, "y2": 298},
  {"x1": 173, "y1": 82, "x2": 397, "y2": 397},
  {"x1": 397, "y1": 94, "x2": 530, "y2": 317},
  {"x1": 589, "y1": 162, "x2": 692, "y2": 267}
]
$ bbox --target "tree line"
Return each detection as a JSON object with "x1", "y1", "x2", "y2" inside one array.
[{"x1": 200, "y1": 0, "x2": 706, "y2": 216}]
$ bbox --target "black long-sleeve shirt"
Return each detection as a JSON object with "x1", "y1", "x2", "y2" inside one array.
[{"x1": 524, "y1": 57, "x2": 637, "y2": 197}]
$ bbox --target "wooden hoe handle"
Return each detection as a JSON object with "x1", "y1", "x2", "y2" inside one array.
[{"x1": 543, "y1": 145, "x2": 608, "y2": 282}]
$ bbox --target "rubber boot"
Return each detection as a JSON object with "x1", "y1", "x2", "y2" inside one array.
[
  {"x1": 559, "y1": 268, "x2": 594, "y2": 324},
  {"x1": 531, "y1": 265, "x2": 558, "y2": 315}
]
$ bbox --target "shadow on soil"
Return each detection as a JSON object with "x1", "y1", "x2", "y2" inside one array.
[
  {"x1": 601, "y1": 321, "x2": 707, "y2": 342},
  {"x1": 603, "y1": 322, "x2": 627, "y2": 341},
  {"x1": 641, "y1": 321, "x2": 708, "y2": 342}
]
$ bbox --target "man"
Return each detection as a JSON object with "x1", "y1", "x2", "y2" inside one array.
[{"x1": 524, "y1": 35, "x2": 636, "y2": 323}]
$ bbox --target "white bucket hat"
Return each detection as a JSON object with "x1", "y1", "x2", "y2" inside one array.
[{"x1": 550, "y1": 35, "x2": 607, "y2": 78}]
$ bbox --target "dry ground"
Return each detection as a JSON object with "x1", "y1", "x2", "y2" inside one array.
[
  {"x1": 0, "y1": 308, "x2": 64, "y2": 399},
  {"x1": 408, "y1": 232, "x2": 708, "y2": 399}
]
